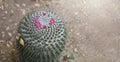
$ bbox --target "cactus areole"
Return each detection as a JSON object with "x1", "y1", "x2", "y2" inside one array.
[{"x1": 17, "y1": 9, "x2": 67, "y2": 62}]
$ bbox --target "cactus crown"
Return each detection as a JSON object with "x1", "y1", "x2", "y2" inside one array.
[{"x1": 17, "y1": 9, "x2": 66, "y2": 62}]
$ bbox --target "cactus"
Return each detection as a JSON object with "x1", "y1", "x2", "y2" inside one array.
[{"x1": 16, "y1": 9, "x2": 66, "y2": 62}]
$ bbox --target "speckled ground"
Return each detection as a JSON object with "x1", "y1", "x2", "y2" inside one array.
[{"x1": 0, "y1": 0, "x2": 120, "y2": 62}]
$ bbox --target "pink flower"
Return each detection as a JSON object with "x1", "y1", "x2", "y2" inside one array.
[
  {"x1": 32, "y1": 16, "x2": 41, "y2": 28},
  {"x1": 43, "y1": 25, "x2": 47, "y2": 29},
  {"x1": 32, "y1": 16, "x2": 39, "y2": 22},
  {"x1": 43, "y1": 12, "x2": 46, "y2": 16},
  {"x1": 35, "y1": 22, "x2": 41, "y2": 28},
  {"x1": 50, "y1": 18, "x2": 55, "y2": 25}
]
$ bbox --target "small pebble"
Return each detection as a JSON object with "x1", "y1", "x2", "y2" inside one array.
[
  {"x1": 14, "y1": 23, "x2": 18, "y2": 26},
  {"x1": 2, "y1": 16, "x2": 6, "y2": 20},
  {"x1": 15, "y1": 3, "x2": 20, "y2": 8},
  {"x1": 74, "y1": 48, "x2": 78, "y2": 52},
  {"x1": 76, "y1": 33, "x2": 80, "y2": 36},
  {"x1": 22, "y1": 3, "x2": 26, "y2": 7},
  {"x1": 2, "y1": 32, "x2": 5, "y2": 38},
  {"x1": 10, "y1": 10, "x2": 14, "y2": 15},
  {"x1": 4, "y1": 10, "x2": 8, "y2": 14},
  {"x1": 11, "y1": 10, "x2": 14, "y2": 13},
  {"x1": 18, "y1": 33, "x2": 20, "y2": 36},
  {"x1": 70, "y1": 29, "x2": 73, "y2": 32},
  {"x1": 8, "y1": 32, "x2": 12, "y2": 37},
  {"x1": 6, "y1": 43, "x2": 10, "y2": 48},
  {"x1": 34, "y1": 3, "x2": 40, "y2": 7},
  {"x1": 11, "y1": 49, "x2": 15, "y2": 52},
  {"x1": 16, "y1": 35, "x2": 19, "y2": 40},
  {"x1": 83, "y1": 0, "x2": 86, "y2": 4},
  {"x1": 6, "y1": 26, "x2": 9, "y2": 30},
  {"x1": 74, "y1": 12, "x2": 78, "y2": 15},
  {"x1": 8, "y1": 41, "x2": 13, "y2": 45}
]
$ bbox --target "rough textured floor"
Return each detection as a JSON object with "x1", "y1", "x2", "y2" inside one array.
[{"x1": 0, "y1": 0, "x2": 120, "y2": 62}]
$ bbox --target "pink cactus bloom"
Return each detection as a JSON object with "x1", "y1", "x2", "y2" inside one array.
[
  {"x1": 32, "y1": 16, "x2": 41, "y2": 28},
  {"x1": 50, "y1": 18, "x2": 55, "y2": 25},
  {"x1": 35, "y1": 22, "x2": 41, "y2": 28},
  {"x1": 43, "y1": 25, "x2": 47, "y2": 29},
  {"x1": 32, "y1": 16, "x2": 39, "y2": 22},
  {"x1": 43, "y1": 12, "x2": 46, "y2": 16}
]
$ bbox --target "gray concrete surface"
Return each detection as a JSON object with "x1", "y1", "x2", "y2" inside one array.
[{"x1": 0, "y1": 0, "x2": 120, "y2": 62}]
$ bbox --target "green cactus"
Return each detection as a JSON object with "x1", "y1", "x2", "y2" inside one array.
[{"x1": 16, "y1": 9, "x2": 66, "y2": 62}]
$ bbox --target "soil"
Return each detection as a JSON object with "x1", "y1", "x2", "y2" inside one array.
[{"x1": 0, "y1": 0, "x2": 120, "y2": 62}]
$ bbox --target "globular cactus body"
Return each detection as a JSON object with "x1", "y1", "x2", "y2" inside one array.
[{"x1": 17, "y1": 9, "x2": 66, "y2": 62}]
